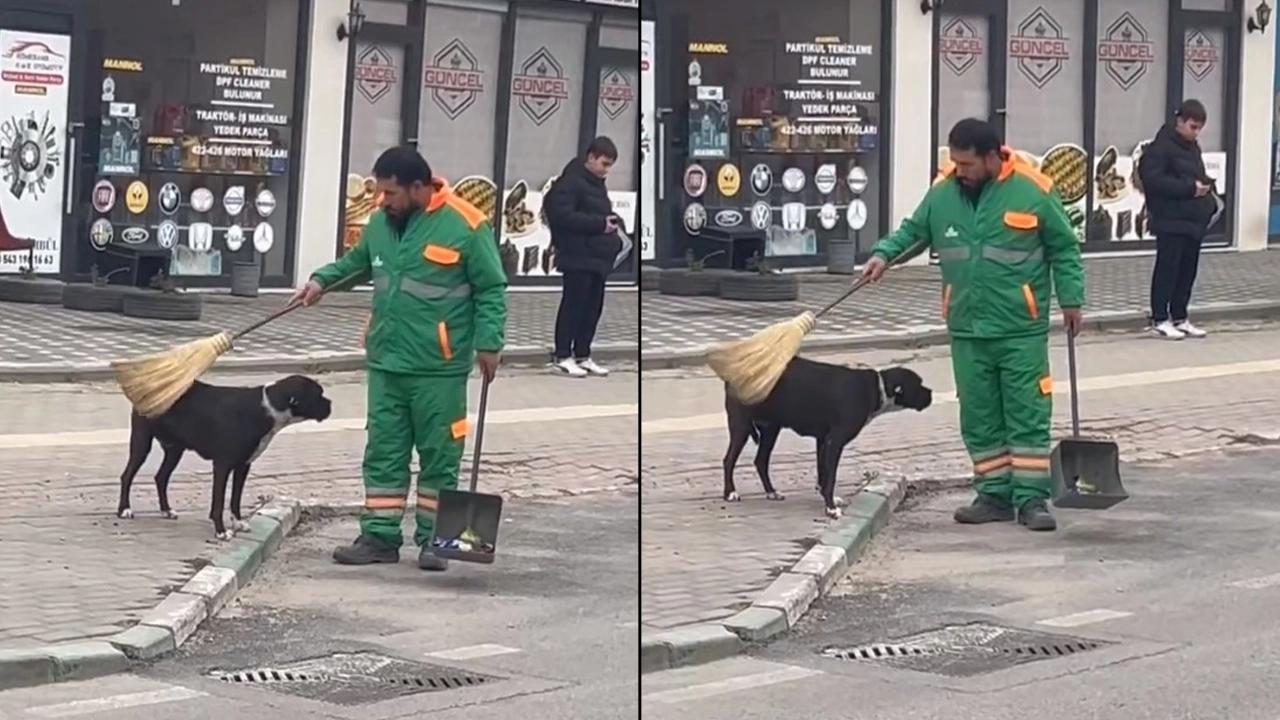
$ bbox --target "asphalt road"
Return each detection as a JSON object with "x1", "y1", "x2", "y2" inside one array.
[
  {"x1": 642, "y1": 447, "x2": 1280, "y2": 719},
  {"x1": 0, "y1": 492, "x2": 638, "y2": 720}
]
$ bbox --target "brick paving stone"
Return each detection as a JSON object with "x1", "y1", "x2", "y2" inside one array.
[{"x1": 642, "y1": 251, "x2": 1280, "y2": 357}]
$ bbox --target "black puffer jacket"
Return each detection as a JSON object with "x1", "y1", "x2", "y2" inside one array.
[
  {"x1": 543, "y1": 158, "x2": 621, "y2": 276},
  {"x1": 1137, "y1": 122, "x2": 1216, "y2": 238}
]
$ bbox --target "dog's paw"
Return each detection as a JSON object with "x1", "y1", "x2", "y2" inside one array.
[
  {"x1": 232, "y1": 519, "x2": 251, "y2": 532},
  {"x1": 725, "y1": 491, "x2": 741, "y2": 502},
  {"x1": 161, "y1": 510, "x2": 179, "y2": 520},
  {"x1": 765, "y1": 492, "x2": 786, "y2": 501},
  {"x1": 833, "y1": 495, "x2": 849, "y2": 508},
  {"x1": 118, "y1": 508, "x2": 134, "y2": 519},
  {"x1": 825, "y1": 506, "x2": 843, "y2": 520},
  {"x1": 214, "y1": 530, "x2": 234, "y2": 541}
]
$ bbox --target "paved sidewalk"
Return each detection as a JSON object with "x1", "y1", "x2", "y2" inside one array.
[
  {"x1": 0, "y1": 369, "x2": 637, "y2": 652},
  {"x1": 642, "y1": 250, "x2": 1280, "y2": 359},
  {"x1": 639, "y1": 323, "x2": 1280, "y2": 634},
  {"x1": 0, "y1": 288, "x2": 637, "y2": 378}
]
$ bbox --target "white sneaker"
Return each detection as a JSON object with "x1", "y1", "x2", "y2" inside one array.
[
  {"x1": 1174, "y1": 320, "x2": 1207, "y2": 339},
  {"x1": 576, "y1": 358, "x2": 610, "y2": 376},
  {"x1": 1151, "y1": 320, "x2": 1186, "y2": 340},
  {"x1": 551, "y1": 358, "x2": 588, "y2": 377}
]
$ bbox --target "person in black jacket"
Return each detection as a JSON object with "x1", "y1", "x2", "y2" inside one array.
[
  {"x1": 1138, "y1": 99, "x2": 1217, "y2": 340},
  {"x1": 543, "y1": 136, "x2": 624, "y2": 377}
]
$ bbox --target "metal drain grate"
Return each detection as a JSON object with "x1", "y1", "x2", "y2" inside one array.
[
  {"x1": 821, "y1": 622, "x2": 1111, "y2": 677},
  {"x1": 208, "y1": 652, "x2": 499, "y2": 705}
]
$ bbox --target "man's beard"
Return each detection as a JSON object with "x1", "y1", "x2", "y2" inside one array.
[{"x1": 386, "y1": 203, "x2": 422, "y2": 234}]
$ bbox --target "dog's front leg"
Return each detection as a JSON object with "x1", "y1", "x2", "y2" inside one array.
[
  {"x1": 154, "y1": 444, "x2": 184, "y2": 520},
  {"x1": 210, "y1": 463, "x2": 232, "y2": 540},
  {"x1": 753, "y1": 424, "x2": 785, "y2": 501},
  {"x1": 229, "y1": 464, "x2": 251, "y2": 532}
]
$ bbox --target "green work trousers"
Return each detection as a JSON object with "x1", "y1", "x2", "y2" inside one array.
[
  {"x1": 950, "y1": 335, "x2": 1053, "y2": 509},
  {"x1": 360, "y1": 369, "x2": 468, "y2": 548}
]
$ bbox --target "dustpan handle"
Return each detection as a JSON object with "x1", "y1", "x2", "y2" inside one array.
[
  {"x1": 1067, "y1": 327, "x2": 1081, "y2": 439},
  {"x1": 468, "y1": 375, "x2": 491, "y2": 494}
]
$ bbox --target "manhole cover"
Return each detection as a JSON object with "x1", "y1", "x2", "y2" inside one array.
[
  {"x1": 820, "y1": 622, "x2": 1111, "y2": 677},
  {"x1": 208, "y1": 651, "x2": 500, "y2": 705}
]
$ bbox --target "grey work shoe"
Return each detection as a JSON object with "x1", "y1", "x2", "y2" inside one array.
[
  {"x1": 333, "y1": 534, "x2": 400, "y2": 565},
  {"x1": 418, "y1": 546, "x2": 450, "y2": 572},
  {"x1": 1017, "y1": 500, "x2": 1058, "y2": 532},
  {"x1": 953, "y1": 495, "x2": 1016, "y2": 524}
]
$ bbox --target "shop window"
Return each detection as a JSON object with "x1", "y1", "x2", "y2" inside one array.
[
  {"x1": 81, "y1": 0, "x2": 300, "y2": 279},
  {"x1": 936, "y1": 11, "x2": 992, "y2": 155},
  {"x1": 1183, "y1": 26, "x2": 1227, "y2": 153},
  {"x1": 362, "y1": 0, "x2": 411, "y2": 24},
  {"x1": 1004, "y1": 0, "x2": 1085, "y2": 157},
  {"x1": 599, "y1": 19, "x2": 640, "y2": 193},
  {"x1": 349, "y1": 43, "x2": 408, "y2": 185},
  {"x1": 1182, "y1": 0, "x2": 1230, "y2": 9}
]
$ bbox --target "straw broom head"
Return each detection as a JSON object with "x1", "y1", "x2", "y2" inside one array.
[
  {"x1": 111, "y1": 331, "x2": 235, "y2": 418},
  {"x1": 706, "y1": 311, "x2": 816, "y2": 405}
]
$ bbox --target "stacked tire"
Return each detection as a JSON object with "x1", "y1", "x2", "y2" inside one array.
[
  {"x1": 717, "y1": 273, "x2": 799, "y2": 302},
  {"x1": 62, "y1": 284, "x2": 128, "y2": 313},
  {"x1": 0, "y1": 277, "x2": 65, "y2": 304},
  {"x1": 657, "y1": 269, "x2": 723, "y2": 297},
  {"x1": 122, "y1": 289, "x2": 203, "y2": 321}
]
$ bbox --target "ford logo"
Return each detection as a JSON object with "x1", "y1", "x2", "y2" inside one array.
[
  {"x1": 715, "y1": 209, "x2": 743, "y2": 227},
  {"x1": 121, "y1": 226, "x2": 149, "y2": 245}
]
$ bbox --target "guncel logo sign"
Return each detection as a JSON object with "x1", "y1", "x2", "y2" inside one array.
[
  {"x1": 424, "y1": 39, "x2": 485, "y2": 120},
  {"x1": 1009, "y1": 7, "x2": 1069, "y2": 89},
  {"x1": 513, "y1": 47, "x2": 569, "y2": 126},
  {"x1": 1098, "y1": 12, "x2": 1153, "y2": 91},
  {"x1": 940, "y1": 18, "x2": 983, "y2": 76},
  {"x1": 599, "y1": 67, "x2": 634, "y2": 120},
  {"x1": 355, "y1": 45, "x2": 398, "y2": 104},
  {"x1": 1184, "y1": 30, "x2": 1219, "y2": 82}
]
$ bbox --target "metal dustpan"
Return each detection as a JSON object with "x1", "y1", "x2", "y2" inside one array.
[
  {"x1": 1051, "y1": 331, "x2": 1128, "y2": 510},
  {"x1": 430, "y1": 377, "x2": 503, "y2": 564}
]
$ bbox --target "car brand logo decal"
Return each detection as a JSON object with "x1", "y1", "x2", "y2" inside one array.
[
  {"x1": 513, "y1": 47, "x2": 569, "y2": 126},
  {"x1": 683, "y1": 203, "x2": 707, "y2": 235},
  {"x1": 224, "y1": 224, "x2": 245, "y2": 252},
  {"x1": 847, "y1": 165, "x2": 869, "y2": 194},
  {"x1": 157, "y1": 220, "x2": 179, "y2": 249},
  {"x1": 188, "y1": 222, "x2": 213, "y2": 252},
  {"x1": 599, "y1": 66, "x2": 634, "y2": 119},
  {"x1": 425, "y1": 38, "x2": 485, "y2": 120},
  {"x1": 819, "y1": 203, "x2": 839, "y2": 230},
  {"x1": 92, "y1": 180, "x2": 115, "y2": 213},
  {"x1": 89, "y1": 219, "x2": 113, "y2": 250},
  {"x1": 158, "y1": 182, "x2": 181, "y2": 215},
  {"x1": 750, "y1": 164, "x2": 773, "y2": 196},
  {"x1": 255, "y1": 188, "x2": 276, "y2": 218},
  {"x1": 120, "y1": 226, "x2": 148, "y2": 245},
  {"x1": 125, "y1": 181, "x2": 148, "y2": 214},
  {"x1": 815, "y1": 164, "x2": 838, "y2": 195},
  {"x1": 714, "y1": 209, "x2": 743, "y2": 227},
  {"x1": 253, "y1": 222, "x2": 274, "y2": 253},
  {"x1": 684, "y1": 164, "x2": 708, "y2": 198},
  {"x1": 191, "y1": 187, "x2": 214, "y2": 213},
  {"x1": 781, "y1": 202, "x2": 806, "y2": 231},
  {"x1": 223, "y1": 185, "x2": 246, "y2": 216},
  {"x1": 751, "y1": 201, "x2": 772, "y2": 230},
  {"x1": 781, "y1": 167, "x2": 806, "y2": 193},
  {"x1": 717, "y1": 164, "x2": 740, "y2": 197},
  {"x1": 355, "y1": 44, "x2": 399, "y2": 104},
  {"x1": 847, "y1": 199, "x2": 869, "y2": 231},
  {"x1": 101, "y1": 76, "x2": 116, "y2": 102}
]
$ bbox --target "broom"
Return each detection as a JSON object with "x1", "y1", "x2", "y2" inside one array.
[
  {"x1": 706, "y1": 245, "x2": 921, "y2": 405},
  {"x1": 112, "y1": 271, "x2": 365, "y2": 418}
]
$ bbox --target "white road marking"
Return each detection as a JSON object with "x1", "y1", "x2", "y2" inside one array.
[
  {"x1": 26, "y1": 687, "x2": 207, "y2": 717},
  {"x1": 1036, "y1": 609, "x2": 1133, "y2": 628},
  {"x1": 425, "y1": 644, "x2": 522, "y2": 661},
  {"x1": 642, "y1": 358, "x2": 1280, "y2": 435},
  {"x1": 0, "y1": 403, "x2": 637, "y2": 450},
  {"x1": 1229, "y1": 572, "x2": 1280, "y2": 589},
  {"x1": 643, "y1": 666, "x2": 822, "y2": 705}
]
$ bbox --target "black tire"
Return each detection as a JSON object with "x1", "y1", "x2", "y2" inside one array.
[
  {"x1": 640, "y1": 265, "x2": 660, "y2": 292},
  {"x1": 62, "y1": 283, "x2": 128, "y2": 313},
  {"x1": 0, "y1": 277, "x2": 65, "y2": 305},
  {"x1": 658, "y1": 269, "x2": 722, "y2": 297},
  {"x1": 718, "y1": 273, "x2": 799, "y2": 302},
  {"x1": 121, "y1": 289, "x2": 203, "y2": 321}
]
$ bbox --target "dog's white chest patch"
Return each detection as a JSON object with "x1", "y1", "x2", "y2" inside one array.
[{"x1": 250, "y1": 391, "x2": 299, "y2": 464}]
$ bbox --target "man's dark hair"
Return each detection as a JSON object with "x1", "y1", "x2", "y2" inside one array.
[
  {"x1": 1176, "y1": 99, "x2": 1207, "y2": 123},
  {"x1": 947, "y1": 118, "x2": 1003, "y2": 156},
  {"x1": 372, "y1": 146, "x2": 433, "y2": 187},
  {"x1": 586, "y1": 135, "x2": 618, "y2": 161}
]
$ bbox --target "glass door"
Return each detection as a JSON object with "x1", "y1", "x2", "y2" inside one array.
[{"x1": 933, "y1": 0, "x2": 1006, "y2": 175}]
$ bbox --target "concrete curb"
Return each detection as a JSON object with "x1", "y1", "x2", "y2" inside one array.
[
  {"x1": 639, "y1": 300, "x2": 1280, "y2": 370},
  {"x1": 641, "y1": 477, "x2": 910, "y2": 675},
  {"x1": 0, "y1": 497, "x2": 304, "y2": 690}
]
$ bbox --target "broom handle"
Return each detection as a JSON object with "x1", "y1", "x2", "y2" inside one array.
[
  {"x1": 814, "y1": 243, "x2": 922, "y2": 319},
  {"x1": 231, "y1": 271, "x2": 367, "y2": 340}
]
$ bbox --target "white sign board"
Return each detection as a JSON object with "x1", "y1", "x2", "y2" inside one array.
[
  {"x1": 0, "y1": 30, "x2": 71, "y2": 274},
  {"x1": 640, "y1": 20, "x2": 656, "y2": 261}
]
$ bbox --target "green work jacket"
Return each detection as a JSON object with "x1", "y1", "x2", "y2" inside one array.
[
  {"x1": 871, "y1": 151, "x2": 1086, "y2": 339},
  {"x1": 311, "y1": 181, "x2": 508, "y2": 376}
]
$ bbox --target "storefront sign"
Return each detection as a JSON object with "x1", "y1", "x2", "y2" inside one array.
[
  {"x1": 1185, "y1": 30, "x2": 1219, "y2": 82},
  {"x1": 513, "y1": 48, "x2": 569, "y2": 126},
  {"x1": 777, "y1": 38, "x2": 879, "y2": 142},
  {"x1": 355, "y1": 44, "x2": 398, "y2": 104},
  {"x1": 689, "y1": 95, "x2": 730, "y2": 158},
  {"x1": 103, "y1": 57, "x2": 143, "y2": 73},
  {"x1": 599, "y1": 67, "x2": 634, "y2": 119},
  {"x1": 688, "y1": 42, "x2": 729, "y2": 55},
  {"x1": 425, "y1": 39, "x2": 485, "y2": 120},
  {"x1": 99, "y1": 114, "x2": 141, "y2": 175},
  {"x1": 785, "y1": 40, "x2": 873, "y2": 84},
  {"x1": 184, "y1": 60, "x2": 291, "y2": 175},
  {"x1": 940, "y1": 18, "x2": 983, "y2": 76},
  {"x1": 640, "y1": 20, "x2": 655, "y2": 261},
  {"x1": 1009, "y1": 8, "x2": 1070, "y2": 89},
  {"x1": 0, "y1": 30, "x2": 69, "y2": 273},
  {"x1": 1097, "y1": 12, "x2": 1154, "y2": 91}
]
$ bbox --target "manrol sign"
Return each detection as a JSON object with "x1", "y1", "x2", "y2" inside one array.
[
  {"x1": 512, "y1": 47, "x2": 570, "y2": 126},
  {"x1": 1097, "y1": 12, "x2": 1154, "y2": 91},
  {"x1": 423, "y1": 38, "x2": 485, "y2": 120},
  {"x1": 1008, "y1": 8, "x2": 1069, "y2": 89}
]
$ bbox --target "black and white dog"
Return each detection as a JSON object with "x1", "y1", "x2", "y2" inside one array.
[
  {"x1": 722, "y1": 357, "x2": 933, "y2": 519},
  {"x1": 117, "y1": 375, "x2": 332, "y2": 539}
]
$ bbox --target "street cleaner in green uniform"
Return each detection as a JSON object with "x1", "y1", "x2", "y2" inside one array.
[
  {"x1": 862, "y1": 119, "x2": 1085, "y2": 532},
  {"x1": 293, "y1": 146, "x2": 507, "y2": 568}
]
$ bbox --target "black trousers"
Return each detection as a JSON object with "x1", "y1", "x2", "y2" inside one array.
[
  {"x1": 554, "y1": 269, "x2": 606, "y2": 360},
  {"x1": 1150, "y1": 232, "x2": 1204, "y2": 323}
]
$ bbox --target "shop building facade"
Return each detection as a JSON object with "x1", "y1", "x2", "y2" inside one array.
[{"x1": 644, "y1": 0, "x2": 1277, "y2": 270}]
